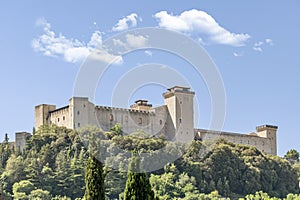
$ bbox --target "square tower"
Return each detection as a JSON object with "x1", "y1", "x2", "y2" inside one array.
[
  {"x1": 34, "y1": 104, "x2": 56, "y2": 129},
  {"x1": 256, "y1": 125, "x2": 278, "y2": 155},
  {"x1": 163, "y1": 86, "x2": 195, "y2": 141}
]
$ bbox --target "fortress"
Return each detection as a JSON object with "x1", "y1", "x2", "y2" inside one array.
[{"x1": 34, "y1": 86, "x2": 277, "y2": 155}]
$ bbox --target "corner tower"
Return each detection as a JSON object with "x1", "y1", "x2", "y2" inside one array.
[
  {"x1": 35, "y1": 104, "x2": 56, "y2": 129},
  {"x1": 256, "y1": 125, "x2": 278, "y2": 155},
  {"x1": 163, "y1": 86, "x2": 195, "y2": 141}
]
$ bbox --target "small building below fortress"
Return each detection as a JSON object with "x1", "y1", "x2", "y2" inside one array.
[{"x1": 34, "y1": 86, "x2": 277, "y2": 155}]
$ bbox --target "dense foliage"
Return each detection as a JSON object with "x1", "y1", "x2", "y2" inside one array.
[
  {"x1": 175, "y1": 140, "x2": 299, "y2": 198},
  {"x1": 0, "y1": 125, "x2": 299, "y2": 200}
]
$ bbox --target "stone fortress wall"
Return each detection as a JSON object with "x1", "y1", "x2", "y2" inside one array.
[
  {"x1": 33, "y1": 86, "x2": 277, "y2": 155},
  {"x1": 195, "y1": 124, "x2": 277, "y2": 155}
]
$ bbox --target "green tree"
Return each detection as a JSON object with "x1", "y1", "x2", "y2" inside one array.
[
  {"x1": 0, "y1": 133, "x2": 13, "y2": 168},
  {"x1": 285, "y1": 193, "x2": 300, "y2": 200},
  {"x1": 292, "y1": 162, "x2": 300, "y2": 180},
  {"x1": 284, "y1": 149, "x2": 299, "y2": 163},
  {"x1": 84, "y1": 132, "x2": 105, "y2": 200},
  {"x1": 0, "y1": 154, "x2": 26, "y2": 194},
  {"x1": 106, "y1": 123, "x2": 123, "y2": 139},
  {"x1": 123, "y1": 151, "x2": 157, "y2": 200},
  {"x1": 12, "y1": 180, "x2": 35, "y2": 199},
  {"x1": 84, "y1": 153, "x2": 105, "y2": 200},
  {"x1": 29, "y1": 189, "x2": 51, "y2": 200}
]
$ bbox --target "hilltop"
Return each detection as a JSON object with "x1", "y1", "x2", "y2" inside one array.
[{"x1": 0, "y1": 124, "x2": 299, "y2": 199}]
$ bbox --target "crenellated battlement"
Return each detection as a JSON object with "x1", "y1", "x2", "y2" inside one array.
[{"x1": 95, "y1": 105, "x2": 155, "y2": 115}]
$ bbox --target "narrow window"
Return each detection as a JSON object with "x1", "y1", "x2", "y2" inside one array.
[
  {"x1": 58, "y1": 118, "x2": 60, "y2": 122},
  {"x1": 63, "y1": 116, "x2": 65, "y2": 121},
  {"x1": 159, "y1": 120, "x2": 162, "y2": 125},
  {"x1": 109, "y1": 114, "x2": 114, "y2": 121},
  {"x1": 179, "y1": 118, "x2": 182, "y2": 124},
  {"x1": 77, "y1": 111, "x2": 80, "y2": 115},
  {"x1": 78, "y1": 123, "x2": 80, "y2": 128},
  {"x1": 139, "y1": 117, "x2": 142, "y2": 125}
]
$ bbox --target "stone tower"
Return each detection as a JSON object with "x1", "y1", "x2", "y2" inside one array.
[
  {"x1": 69, "y1": 97, "x2": 98, "y2": 129},
  {"x1": 35, "y1": 104, "x2": 56, "y2": 129},
  {"x1": 15, "y1": 132, "x2": 31, "y2": 152},
  {"x1": 256, "y1": 125, "x2": 278, "y2": 155},
  {"x1": 69, "y1": 97, "x2": 90, "y2": 129},
  {"x1": 163, "y1": 86, "x2": 195, "y2": 141}
]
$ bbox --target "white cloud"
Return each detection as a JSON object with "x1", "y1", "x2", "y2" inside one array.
[
  {"x1": 112, "y1": 34, "x2": 148, "y2": 50},
  {"x1": 265, "y1": 38, "x2": 274, "y2": 46},
  {"x1": 64, "y1": 47, "x2": 90, "y2": 63},
  {"x1": 89, "y1": 50, "x2": 123, "y2": 65},
  {"x1": 254, "y1": 41, "x2": 263, "y2": 47},
  {"x1": 233, "y1": 52, "x2": 243, "y2": 57},
  {"x1": 253, "y1": 41, "x2": 263, "y2": 52},
  {"x1": 252, "y1": 38, "x2": 274, "y2": 52},
  {"x1": 125, "y1": 34, "x2": 148, "y2": 48},
  {"x1": 154, "y1": 9, "x2": 250, "y2": 47},
  {"x1": 88, "y1": 31, "x2": 103, "y2": 47},
  {"x1": 112, "y1": 13, "x2": 140, "y2": 32},
  {"x1": 253, "y1": 47, "x2": 263, "y2": 52},
  {"x1": 32, "y1": 18, "x2": 122, "y2": 64}
]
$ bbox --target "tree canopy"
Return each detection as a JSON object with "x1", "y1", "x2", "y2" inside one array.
[{"x1": 0, "y1": 124, "x2": 299, "y2": 200}]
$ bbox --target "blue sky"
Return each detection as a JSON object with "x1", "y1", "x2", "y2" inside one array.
[{"x1": 0, "y1": 0, "x2": 299, "y2": 156}]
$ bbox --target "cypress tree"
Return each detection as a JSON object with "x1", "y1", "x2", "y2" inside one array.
[
  {"x1": 123, "y1": 151, "x2": 157, "y2": 200},
  {"x1": 84, "y1": 133, "x2": 105, "y2": 200}
]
